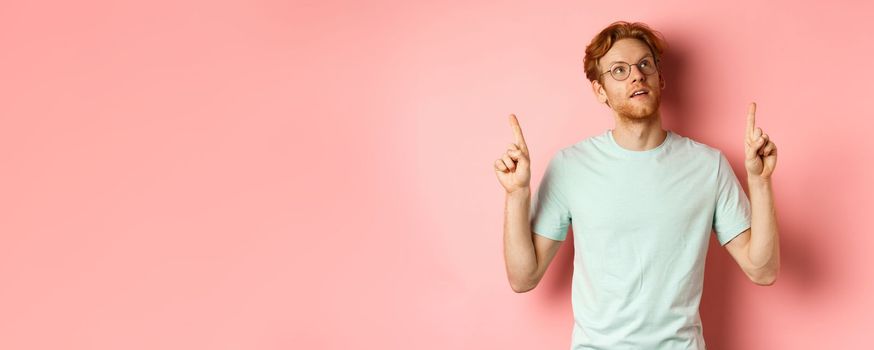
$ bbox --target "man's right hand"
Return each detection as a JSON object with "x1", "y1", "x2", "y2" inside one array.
[{"x1": 494, "y1": 114, "x2": 531, "y2": 194}]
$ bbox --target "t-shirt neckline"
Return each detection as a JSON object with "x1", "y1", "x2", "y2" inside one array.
[{"x1": 607, "y1": 129, "x2": 673, "y2": 158}]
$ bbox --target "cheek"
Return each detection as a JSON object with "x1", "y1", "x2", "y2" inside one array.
[
  {"x1": 603, "y1": 84, "x2": 622, "y2": 99},
  {"x1": 610, "y1": 89, "x2": 628, "y2": 101}
]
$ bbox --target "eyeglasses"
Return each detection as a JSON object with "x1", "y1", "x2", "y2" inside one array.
[{"x1": 599, "y1": 56, "x2": 659, "y2": 81}]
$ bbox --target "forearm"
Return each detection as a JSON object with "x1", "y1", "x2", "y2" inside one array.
[
  {"x1": 503, "y1": 187, "x2": 537, "y2": 290},
  {"x1": 747, "y1": 177, "x2": 781, "y2": 279}
]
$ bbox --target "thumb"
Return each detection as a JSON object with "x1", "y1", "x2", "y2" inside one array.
[
  {"x1": 508, "y1": 149, "x2": 529, "y2": 166},
  {"x1": 746, "y1": 136, "x2": 765, "y2": 160}
]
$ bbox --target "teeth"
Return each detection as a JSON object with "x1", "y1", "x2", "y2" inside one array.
[{"x1": 633, "y1": 91, "x2": 646, "y2": 96}]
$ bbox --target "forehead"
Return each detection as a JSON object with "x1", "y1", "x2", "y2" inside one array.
[{"x1": 599, "y1": 38, "x2": 653, "y2": 66}]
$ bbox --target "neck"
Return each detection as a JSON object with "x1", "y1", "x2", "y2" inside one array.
[{"x1": 611, "y1": 111, "x2": 667, "y2": 151}]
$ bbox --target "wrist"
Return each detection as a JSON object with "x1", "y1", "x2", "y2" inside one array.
[
  {"x1": 747, "y1": 175, "x2": 772, "y2": 188},
  {"x1": 507, "y1": 187, "x2": 531, "y2": 199}
]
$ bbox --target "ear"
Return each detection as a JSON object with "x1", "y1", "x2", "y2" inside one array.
[{"x1": 591, "y1": 79, "x2": 608, "y2": 104}]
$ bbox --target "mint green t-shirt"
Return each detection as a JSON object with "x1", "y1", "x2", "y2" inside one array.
[{"x1": 530, "y1": 129, "x2": 751, "y2": 350}]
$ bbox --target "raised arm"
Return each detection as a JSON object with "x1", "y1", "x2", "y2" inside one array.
[
  {"x1": 725, "y1": 102, "x2": 781, "y2": 286},
  {"x1": 495, "y1": 114, "x2": 563, "y2": 293}
]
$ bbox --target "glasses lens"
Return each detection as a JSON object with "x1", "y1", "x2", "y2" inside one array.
[
  {"x1": 611, "y1": 63, "x2": 630, "y2": 80},
  {"x1": 638, "y1": 58, "x2": 656, "y2": 75}
]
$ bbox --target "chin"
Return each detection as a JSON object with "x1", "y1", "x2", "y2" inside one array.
[{"x1": 615, "y1": 99, "x2": 659, "y2": 120}]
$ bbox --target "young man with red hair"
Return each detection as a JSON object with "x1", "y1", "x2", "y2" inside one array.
[{"x1": 494, "y1": 21, "x2": 780, "y2": 349}]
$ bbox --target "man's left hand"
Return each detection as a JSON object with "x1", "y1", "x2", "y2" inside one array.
[{"x1": 744, "y1": 102, "x2": 778, "y2": 181}]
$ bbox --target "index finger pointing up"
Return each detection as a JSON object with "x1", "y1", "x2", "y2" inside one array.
[
  {"x1": 509, "y1": 114, "x2": 529, "y2": 153},
  {"x1": 746, "y1": 102, "x2": 757, "y2": 141}
]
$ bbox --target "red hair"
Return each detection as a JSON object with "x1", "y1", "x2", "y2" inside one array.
[{"x1": 583, "y1": 21, "x2": 668, "y2": 83}]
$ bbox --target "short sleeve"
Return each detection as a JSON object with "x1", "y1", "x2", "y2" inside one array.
[
  {"x1": 529, "y1": 150, "x2": 572, "y2": 241},
  {"x1": 712, "y1": 152, "x2": 752, "y2": 246}
]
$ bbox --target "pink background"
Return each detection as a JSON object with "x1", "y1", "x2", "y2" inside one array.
[{"x1": 2, "y1": 0, "x2": 873, "y2": 349}]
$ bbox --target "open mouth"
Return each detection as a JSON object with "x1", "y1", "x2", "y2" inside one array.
[{"x1": 630, "y1": 89, "x2": 649, "y2": 99}]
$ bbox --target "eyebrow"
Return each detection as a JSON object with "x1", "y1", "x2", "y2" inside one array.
[{"x1": 607, "y1": 54, "x2": 654, "y2": 66}]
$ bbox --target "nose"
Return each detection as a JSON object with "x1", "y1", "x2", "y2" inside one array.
[{"x1": 630, "y1": 64, "x2": 646, "y2": 83}]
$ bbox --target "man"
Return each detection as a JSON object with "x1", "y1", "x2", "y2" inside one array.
[{"x1": 493, "y1": 21, "x2": 780, "y2": 349}]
